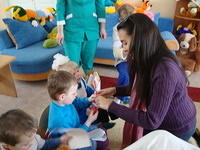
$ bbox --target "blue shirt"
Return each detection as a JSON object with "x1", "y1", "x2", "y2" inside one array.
[{"x1": 48, "y1": 97, "x2": 91, "y2": 132}]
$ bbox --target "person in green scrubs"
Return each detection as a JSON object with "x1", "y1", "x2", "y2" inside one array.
[{"x1": 56, "y1": 0, "x2": 106, "y2": 73}]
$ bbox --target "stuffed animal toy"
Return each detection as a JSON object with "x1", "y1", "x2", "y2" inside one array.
[
  {"x1": 4, "y1": 6, "x2": 56, "y2": 26},
  {"x1": 105, "y1": 0, "x2": 123, "y2": 13},
  {"x1": 35, "y1": 8, "x2": 56, "y2": 25},
  {"x1": 133, "y1": 0, "x2": 152, "y2": 14},
  {"x1": 43, "y1": 27, "x2": 58, "y2": 48},
  {"x1": 179, "y1": 0, "x2": 200, "y2": 17},
  {"x1": 4, "y1": 6, "x2": 39, "y2": 26},
  {"x1": 176, "y1": 33, "x2": 200, "y2": 76},
  {"x1": 176, "y1": 23, "x2": 198, "y2": 37}
]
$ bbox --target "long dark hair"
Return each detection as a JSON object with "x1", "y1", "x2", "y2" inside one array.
[{"x1": 117, "y1": 13, "x2": 181, "y2": 104}]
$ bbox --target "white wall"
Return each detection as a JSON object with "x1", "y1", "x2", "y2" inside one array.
[
  {"x1": 8, "y1": 0, "x2": 56, "y2": 9},
  {"x1": 0, "y1": 0, "x2": 9, "y2": 29},
  {"x1": 128, "y1": 0, "x2": 177, "y2": 18}
]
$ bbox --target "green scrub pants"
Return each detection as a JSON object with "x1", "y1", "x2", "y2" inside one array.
[{"x1": 63, "y1": 39, "x2": 98, "y2": 72}]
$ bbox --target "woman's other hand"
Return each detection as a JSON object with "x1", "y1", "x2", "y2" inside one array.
[
  {"x1": 100, "y1": 28, "x2": 107, "y2": 40},
  {"x1": 96, "y1": 87, "x2": 116, "y2": 97},
  {"x1": 95, "y1": 96, "x2": 112, "y2": 110},
  {"x1": 56, "y1": 32, "x2": 64, "y2": 45},
  {"x1": 56, "y1": 25, "x2": 64, "y2": 45}
]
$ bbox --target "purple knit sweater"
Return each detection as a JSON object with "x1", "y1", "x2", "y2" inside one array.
[{"x1": 109, "y1": 58, "x2": 196, "y2": 136}]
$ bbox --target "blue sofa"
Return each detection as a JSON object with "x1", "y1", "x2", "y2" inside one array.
[
  {"x1": 94, "y1": 13, "x2": 175, "y2": 65},
  {"x1": 0, "y1": 19, "x2": 64, "y2": 81},
  {"x1": 0, "y1": 13, "x2": 175, "y2": 81}
]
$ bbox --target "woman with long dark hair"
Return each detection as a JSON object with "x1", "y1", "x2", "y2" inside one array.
[{"x1": 95, "y1": 13, "x2": 196, "y2": 148}]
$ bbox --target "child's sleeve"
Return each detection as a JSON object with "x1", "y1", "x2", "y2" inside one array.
[
  {"x1": 56, "y1": 0, "x2": 66, "y2": 25},
  {"x1": 73, "y1": 98, "x2": 91, "y2": 111},
  {"x1": 34, "y1": 134, "x2": 60, "y2": 150},
  {"x1": 95, "y1": 0, "x2": 106, "y2": 23},
  {"x1": 86, "y1": 85, "x2": 95, "y2": 97}
]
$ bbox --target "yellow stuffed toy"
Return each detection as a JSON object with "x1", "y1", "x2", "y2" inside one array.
[
  {"x1": 4, "y1": 5, "x2": 56, "y2": 26},
  {"x1": 43, "y1": 27, "x2": 58, "y2": 48}
]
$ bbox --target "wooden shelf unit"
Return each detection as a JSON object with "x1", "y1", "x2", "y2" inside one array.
[{"x1": 174, "y1": 0, "x2": 200, "y2": 47}]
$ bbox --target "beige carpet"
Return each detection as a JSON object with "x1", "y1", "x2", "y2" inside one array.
[{"x1": 0, "y1": 65, "x2": 200, "y2": 150}]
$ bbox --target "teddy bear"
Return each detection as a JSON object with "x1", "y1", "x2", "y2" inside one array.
[
  {"x1": 176, "y1": 33, "x2": 200, "y2": 76},
  {"x1": 133, "y1": 0, "x2": 153, "y2": 13}
]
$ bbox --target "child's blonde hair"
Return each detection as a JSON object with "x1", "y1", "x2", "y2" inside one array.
[
  {"x1": 47, "y1": 71, "x2": 77, "y2": 100},
  {"x1": 118, "y1": 4, "x2": 135, "y2": 21},
  {"x1": 0, "y1": 109, "x2": 37, "y2": 146},
  {"x1": 58, "y1": 61, "x2": 86, "y2": 78}
]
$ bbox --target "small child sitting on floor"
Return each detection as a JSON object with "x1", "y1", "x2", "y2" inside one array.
[
  {"x1": 52, "y1": 53, "x2": 116, "y2": 129},
  {"x1": 47, "y1": 71, "x2": 109, "y2": 150},
  {"x1": 0, "y1": 109, "x2": 71, "y2": 150}
]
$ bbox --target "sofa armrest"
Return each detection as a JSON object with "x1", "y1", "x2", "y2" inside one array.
[
  {"x1": 0, "y1": 30, "x2": 15, "y2": 50},
  {"x1": 158, "y1": 17, "x2": 174, "y2": 32}
]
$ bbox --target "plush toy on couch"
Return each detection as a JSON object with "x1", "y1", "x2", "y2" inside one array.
[
  {"x1": 43, "y1": 27, "x2": 58, "y2": 48},
  {"x1": 176, "y1": 33, "x2": 200, "y2": 76},
  {"x1": 4, "y1": 5, "x2": 56, "y2": 26}
]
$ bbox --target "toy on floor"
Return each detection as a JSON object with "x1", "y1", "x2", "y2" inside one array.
[
  {"x1": 176, "y1": 33, "x2": 200, "y2": 76},
  {"x1": 43, "y1": 27, "x2": 58, "y2": 48}
]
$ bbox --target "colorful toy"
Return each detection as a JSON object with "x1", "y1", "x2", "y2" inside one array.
[
  {"x1": 43, "y1": 27, "x2": 58, "y2": 48},
  {"x1": 133, "y1": 0, "x2": 152, "y2": 14},
  {"x1": 4, "y1": 5, "x2": 56, "y2": 26},
  {"x1": 179, "y1": 0, "x2": 200, "y2": 17},
  {"x1": 176, "y1": 33, "x2": 200, "y2": 76},
  {"x1": 4, "y1": 6, "x2": 37, "y2": 26},
  {"x1": 105, "y1": 0, "x2": 123, "y2": 14},
  {"x1": 176, "y1": 23, "x2": 198, "y2": 37}
]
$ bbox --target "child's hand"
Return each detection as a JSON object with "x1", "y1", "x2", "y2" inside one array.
[
  {"x1": 60, "y1": 134, "x2": 72, "y2": 145},
  {"x1": 85, "y1": 109, "x2": 99, "y2": 126}
]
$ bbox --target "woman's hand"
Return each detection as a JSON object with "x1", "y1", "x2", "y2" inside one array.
[
  {"x1": 100, "y1": 22, "x2": 107, "y2": 40},
  {"x1": 96, "y1": 87, "x2": 116, "y2": 97},
  {"x1": 56, "y1": 32, "x2": 64, "y2": 45},
  {"x1": 56, "y1": 25, "x2": 64, "y2": 45},
  {"x1": 95, "y1": 96, "x2": 112, "y2": 110},
  {"x1": 100, "y1": 28, "x2": 107, "y2": 40}
]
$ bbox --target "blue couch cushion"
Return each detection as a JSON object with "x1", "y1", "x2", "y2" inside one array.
[
  {"x1": 3, "y1": 18, "x2": 48, "y2": 49},
  {"x1": 1, "y1": 41, "x2": 64, "y2": 74},
  {"x1": 96, "y1": 37, "x2": 114, "y2": 60},
  {"x1": 0, "y1": 30, "x2": 15, "y2": 51},
  {"x1": 154, "y1": 13, "x2": 160, "y2": 26},
  {"x1": 158, "y1": 17, "x2": 174, "y2": 32},
  {"x1": 106, "y1": 13, "x2": 119, "y2": 37}
]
